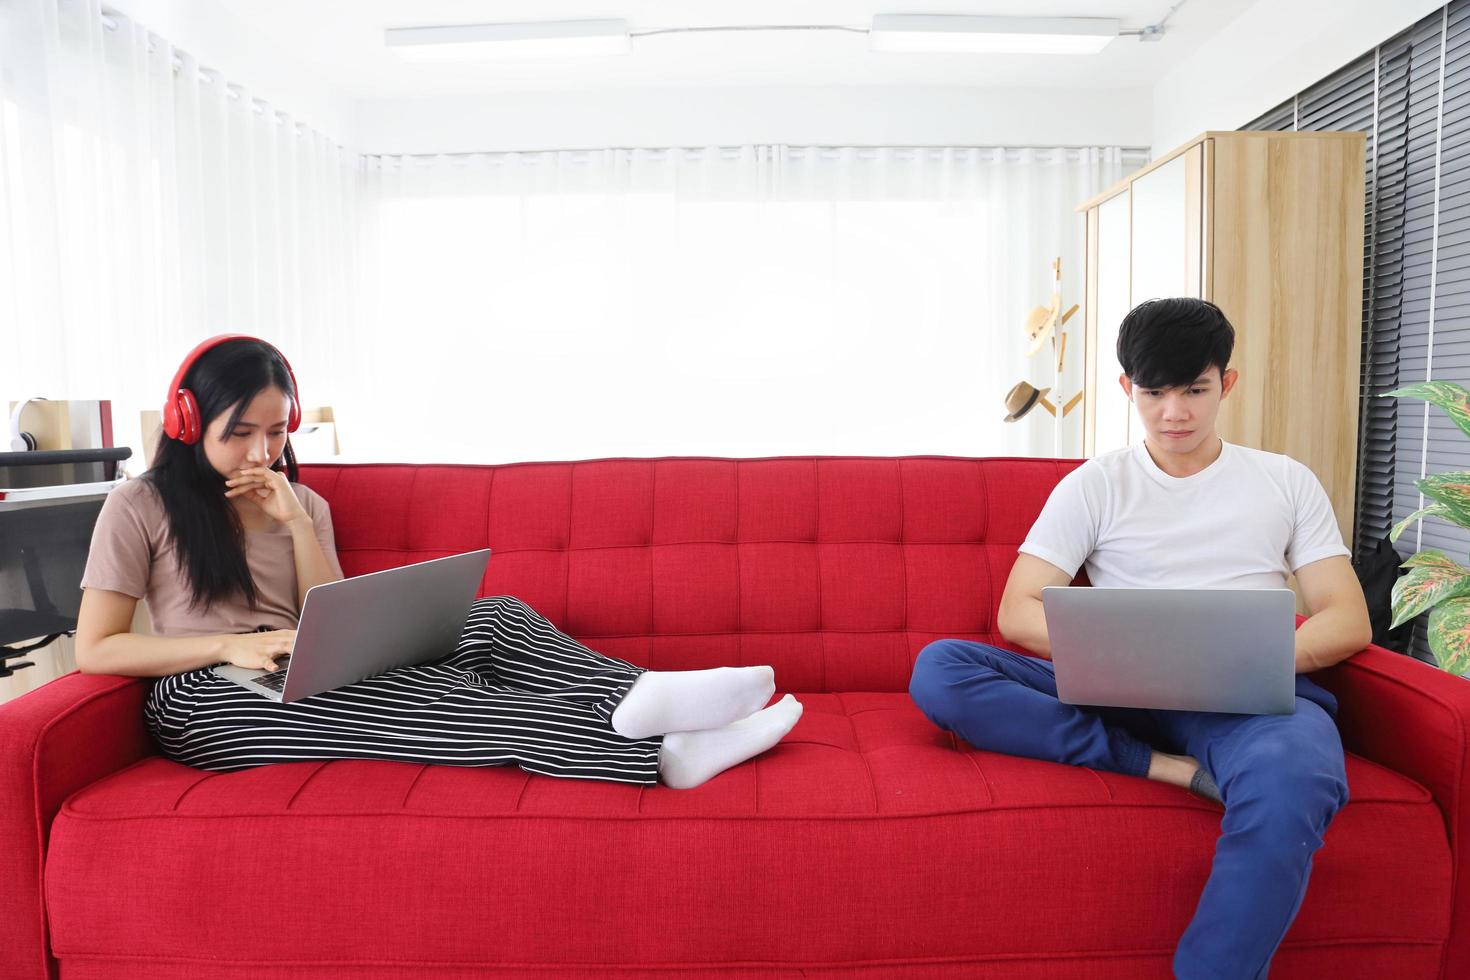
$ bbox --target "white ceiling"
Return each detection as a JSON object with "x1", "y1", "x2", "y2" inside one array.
[{"x1": 213, "y1": 0, "x2": 1261, "y2": 98}]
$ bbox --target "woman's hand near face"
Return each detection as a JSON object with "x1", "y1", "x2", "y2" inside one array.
[
  {"x1": 224, "y1": 466, "x2": 311, "y2": 526},
  {"x1": 218, "y1": 630, "x2": 297, "y2": 671}
]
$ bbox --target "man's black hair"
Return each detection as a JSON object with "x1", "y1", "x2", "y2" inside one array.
[{"x1": 1116, "y1": 297, "x2": 1235, "y2": 390}]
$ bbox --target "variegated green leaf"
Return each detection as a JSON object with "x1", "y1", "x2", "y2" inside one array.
[
  {"x1": 1382, "y1": 381, "x2": 1470, "y2": 440},
  {"x1": 1415, "y1": 472, "x2": 1470, "y2": 528},
  {"x1": 1427, "y1": 597, "x2": 1470, "y2": 676},
  {"x1": 1390, "y1": 556, "x2": 1470, "y2": 629},
  {"x1": 1401, "y1": 549, "x2": 1462, "y2": 570},
  {"x1": 1446, "y1": 648, "x2": 1470, "y2": 676},
  {"x1": 1390, "y1": 503, "x2": 1452, "y2": 543}
]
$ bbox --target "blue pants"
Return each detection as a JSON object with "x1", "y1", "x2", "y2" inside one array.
[{"x1": 908, "y1": 640, "x2": 1349, "y2": 980}]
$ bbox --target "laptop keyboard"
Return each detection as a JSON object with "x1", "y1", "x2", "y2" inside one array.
[{"x1": 251, "y1": 657, "x2": 291, "y2": 693}]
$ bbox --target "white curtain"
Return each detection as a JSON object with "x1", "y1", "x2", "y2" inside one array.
[
  {"x1": 2, "y1": 0, "x2": 1144, "y2": 467},
  {"x1": 0, "y1": 0, "x2": 359, "y2": 467},
  {"x1": 356, "y1": 146, "x2": 1137, "y2": 462}
]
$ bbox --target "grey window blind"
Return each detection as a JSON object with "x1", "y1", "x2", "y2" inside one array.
[
  {"x1": 1241, "y1": 1, "x2": 1470, "y2": 662},
  {"x1": 1297, "y1": 53, "x2": 1382, "y2": 564},
  {"x1": 1251, "y1": 99, "x2": 1296, "y2": 133},
  {"x1": 1364, "y1": 37, "x2": 1410, "y2": 569},
  {"x1": 1399, "y1": 10, "x2": 1455, "y2": 663}
]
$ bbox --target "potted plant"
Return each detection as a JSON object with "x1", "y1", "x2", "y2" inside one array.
[{"x1": 1383, "y1": 381, "x2": 1470, "y2": 675}]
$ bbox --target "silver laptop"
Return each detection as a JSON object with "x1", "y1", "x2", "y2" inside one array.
[
  {"x1": 212, "y1": 548, "x2": 491, "y2": 703},
  {"x1": 1041, "y1": 586, "x2": 1297, "y2": 715}
]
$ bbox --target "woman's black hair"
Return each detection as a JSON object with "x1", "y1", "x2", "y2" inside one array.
[
  {"x1": 145, "y1": 339, "x2": 299, "y2": 612},
  {"x1": 1116, "y1": 298, "x2": 1235, "y2": 390}
]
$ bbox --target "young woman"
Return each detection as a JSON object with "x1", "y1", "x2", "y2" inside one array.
[{"x1": 74, "y1": 335, "x2": 802, "y2": 788}]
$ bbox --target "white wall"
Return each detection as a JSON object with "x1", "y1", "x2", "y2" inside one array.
[
  {"x1": 107, "y1": 0, "x2": 357, "y2": 145},
  {"x1": 355, "y1": 85, "x2": 1153, "y2": 155},
  {"x1": 1152, "y1": 0, "x2": 1446, "y2": 153}
]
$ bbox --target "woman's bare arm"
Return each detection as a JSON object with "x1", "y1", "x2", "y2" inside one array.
[
  {"x1": 73, "y1": 588, "x2": 293, "y2": 677},
  {"x1": 285, "y1": 514, "x2": 342, "y2": 610}
]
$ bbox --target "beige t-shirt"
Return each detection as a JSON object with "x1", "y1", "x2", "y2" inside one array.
[{"x1": 80, "y1": 476, "x2": 345, "y2": 638}]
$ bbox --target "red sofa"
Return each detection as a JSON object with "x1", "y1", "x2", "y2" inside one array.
[{"x1": 2, "y1": 456, "x2": 1466, "y2": 979}]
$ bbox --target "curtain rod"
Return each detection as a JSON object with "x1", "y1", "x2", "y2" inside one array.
[{"x1": 98, "y1": 7, "x2": 318, "y2": 135}]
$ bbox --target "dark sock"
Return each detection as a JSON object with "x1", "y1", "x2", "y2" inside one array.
[{"x1": 1190, "y1": 767, "x2": 1223, "y2": 804}]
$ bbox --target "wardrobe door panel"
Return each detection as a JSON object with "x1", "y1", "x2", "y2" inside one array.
[
  {"x1": 1093, "y1": 191, "x2": 1133, "y2": 455},
  {"x1": 1130, "y1": 148, "x2": 1204, "y2": 305}
]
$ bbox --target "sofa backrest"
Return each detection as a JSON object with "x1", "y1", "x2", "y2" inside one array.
[{"x1": 298, "y1": 456, "x2": 1086, "y2": 693}]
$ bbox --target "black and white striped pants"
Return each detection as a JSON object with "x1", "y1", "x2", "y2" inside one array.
[{"x1": 143, "y1": 595, "x2": 662, "y2": 784}]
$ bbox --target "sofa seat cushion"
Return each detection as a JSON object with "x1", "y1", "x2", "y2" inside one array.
[{"x1": 45, "y1": 693, "x2": 1450, "y2": 972}]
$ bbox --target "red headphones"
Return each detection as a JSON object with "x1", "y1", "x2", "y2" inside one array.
[{"x1": 161, "y1": 334, "x2": 302, "y2": 445}]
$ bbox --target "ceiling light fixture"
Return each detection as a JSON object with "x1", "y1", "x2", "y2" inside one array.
[
  {"x1": 383, "y1": 9, "x2": 1173, "y2": 63},
  {"x1": 384, "y1": 20, "x2": 632, "y2": 61},
  {"x1": 868, "y1": 15, "x2": 1121, "y2": 55}
]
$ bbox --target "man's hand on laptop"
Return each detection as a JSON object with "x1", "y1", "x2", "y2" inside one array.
[{"x1": 219, "y1": 630, "x2": 297, "y2": 672}]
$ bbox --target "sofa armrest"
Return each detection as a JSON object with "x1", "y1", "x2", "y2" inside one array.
[
  {"x1": 1308, "y1": 637, "x2": 1470, "y2": 979},
  {"x1": 0, "y1": 673, "x2": 155, "y2": 980}
]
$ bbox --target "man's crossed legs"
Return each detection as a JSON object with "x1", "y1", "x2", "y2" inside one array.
[{"x1": 908, "y1": 639, "x2": 1349, "y2": 980}]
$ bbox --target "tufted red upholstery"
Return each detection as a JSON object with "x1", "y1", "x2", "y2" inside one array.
[
  {"x1": 3, "y1": 456, "x2": 1466, "y2": 980},
  {"x1": 305, "y1": 457, "x2": 1089, "y2": 689}
]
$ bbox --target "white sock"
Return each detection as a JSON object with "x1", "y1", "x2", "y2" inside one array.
[
  {"x1": 658, "y1": 694, "x2": 804, "y2": 790},
  {"x1": 610, "y1": 665, "x2": 775, "y2": 740}
]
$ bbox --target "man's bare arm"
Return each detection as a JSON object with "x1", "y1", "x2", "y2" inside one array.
[
  {"x1": 1292, "y1": 555, "x2": 1374, "y2": 673},
  {"x1": 996, "y1": 553, "x2": 1074, "y2": 659}
]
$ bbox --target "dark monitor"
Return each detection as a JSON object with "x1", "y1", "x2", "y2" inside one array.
[
  {"x1": 0, "y1": 493, "x2": 112, "y2": 646},
  {"x1": 0, "y1": 447, "x2": 130, "y2": 489}
]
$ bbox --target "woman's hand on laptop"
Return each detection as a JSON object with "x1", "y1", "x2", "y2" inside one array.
[{"x1": 219, "y1": 630, "x2": 297, "y2": 672}]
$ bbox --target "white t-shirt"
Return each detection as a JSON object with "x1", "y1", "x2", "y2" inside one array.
[{"x1": 1018, "y1": 439, "x2": 1350, "y2": 590}]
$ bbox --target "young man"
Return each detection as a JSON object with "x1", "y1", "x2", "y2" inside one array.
[{"x1": 908, "y1": 297, "x2": 1372, "y2": 979}]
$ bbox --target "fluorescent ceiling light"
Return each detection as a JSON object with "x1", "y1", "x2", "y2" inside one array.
[
  {"x1": 869, "y1": 15, "x2": 1120, "y2": 54},
  {"x1": 385, "y1": 20, "x2": 632, "y2": 61}
]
